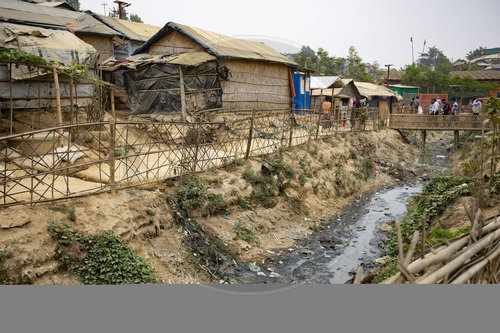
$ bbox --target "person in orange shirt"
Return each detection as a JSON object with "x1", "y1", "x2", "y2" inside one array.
[{"x1": 321, "y1": 96, "x2": 332, "y2": 129}]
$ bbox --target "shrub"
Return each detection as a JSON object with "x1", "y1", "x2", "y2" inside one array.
[{"x1": 49, "y1": 222, "x2": 156, "y2": 284}]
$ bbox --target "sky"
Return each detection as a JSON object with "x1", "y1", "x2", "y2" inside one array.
[{"x1": 80, "y1": 0, "x2": 500, "y2": 69}]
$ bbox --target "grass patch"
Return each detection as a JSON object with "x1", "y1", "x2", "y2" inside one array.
[{"x1": 49, "y1": 204, "x2": 76, "y2": 222}]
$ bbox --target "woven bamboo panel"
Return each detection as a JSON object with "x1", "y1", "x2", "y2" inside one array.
[{"x1": 389, "y1": 114, "x2": 492, "y2": 131}]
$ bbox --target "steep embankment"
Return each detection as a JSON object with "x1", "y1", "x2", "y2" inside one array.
[{"x1": 1, "y1": 128, "x2": 425, "y2": 284}]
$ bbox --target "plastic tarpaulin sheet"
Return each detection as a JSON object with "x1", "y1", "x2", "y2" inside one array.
[
  {"x1": 0, "y1": 22, "x2": 98, "y2": 80},
  {"x1": 124, "y1": 61, "x2": 222, "y2": 115}
]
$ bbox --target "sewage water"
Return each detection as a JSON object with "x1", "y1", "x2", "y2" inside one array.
[{"x1": 232, "y1": 135, "x2": 453, "y2": 284}]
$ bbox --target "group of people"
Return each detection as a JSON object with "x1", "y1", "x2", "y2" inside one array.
[
  {"x1": 410, "y1": 96, "x2": 483, "y2": 116},
  {"x1": 428, "y1": 97, "x2": 459, "y2": 116}
]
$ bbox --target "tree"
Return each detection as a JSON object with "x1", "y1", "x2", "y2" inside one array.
[
  {"x1": 418, "y1": 45, "x2": 441, "y2": 68},
  {"x1": 466, "y1": 46, "x2": 487, "y2": 60},
  {"x1": 130, "y1": 14, "x2": 143, "y2": 23},
  {"x1": 345, "y1": 46, "x2": 373, "y2": 82},
  {"x1": 292, "y1": 46, "x2": 344, "y2": 76},
  {"x1": 66, "y1": 0, "x2": 80, "y2": 11},
  {"x1": 401, "y1": 63, "x2": 426, "y2": 87}
]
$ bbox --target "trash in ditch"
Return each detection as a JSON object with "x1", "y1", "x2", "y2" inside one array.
[
  {"x1": 299, "y1": 248, "x2": 314, "y2": 255},
  {"x1": 269, "y1": 272, "x2": 282, "y2": 278},
  {"x1": 249, "y1": 263, "x2": 261, "y2": 272},
  {"x1": 319, "y1": 237, "x2": 331, "y2": 244},
  {"x1": 256, "y1": 271, "x2": 266, "y2": 277}
]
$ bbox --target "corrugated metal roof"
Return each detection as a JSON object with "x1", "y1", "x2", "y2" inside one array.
[
  {"x1": 310, "y1": 76, "x2": 342, "y2": 89},
  {"x1": 0, "y1": 0, "x2": 118, "y2": 36},
  {"x1": 134, "y1": 22, "x2": 297, "y2": 66},
  {"x1": 450, "y1": 70, "x2": 500, "y2": 80},
  {"x1": 93, "y1": 14, "x2": 160, "y2": 42}
]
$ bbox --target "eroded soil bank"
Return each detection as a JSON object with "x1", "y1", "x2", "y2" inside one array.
[{"x1": 1, "y1": 129, "x2": 439, "y2": 284}]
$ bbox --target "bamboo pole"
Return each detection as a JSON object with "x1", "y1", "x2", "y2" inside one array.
[
  {"x1": 395, "y1": 221, "x2": 404, "y2": 263},
  {"x1": 479, "y1": 124, "x2": 485, "y2": 206},
  {"x1": 9, "y1": 63, "x2": 13, "y2": 135},
  {"x1": 450, "y1": 245, "x2": 500, "y2": 284},
  {"x1": 179, "y1": 66, "x2": 187, "y2": 123},
  {"x1": 109, "y1": 118, "x2": 116, "y2": 196},
  {"x1": 288, "y1": 105, "x2": 294, "y2": 148},
  {"x1": 382, "y1": 219, "x2": 500, "y2": 284},
  {"x1": 53, "y1": 68, "x2": 63, "y2": 128},
  {"x1": 192, "y1": 118, "x2": 202, "y2": 174},
  {"x1": 353, "y1": 266, "x2": 364, "y2": 284},
  {"x1": 110, "y1": 87, "x2": 116, "y2": 119},
  {"x1": 245, "y1": 109, "x2": 255, "y2": 160},
  {"x1": 418, "y1": 228, "x2": 500, "y2": 284}
]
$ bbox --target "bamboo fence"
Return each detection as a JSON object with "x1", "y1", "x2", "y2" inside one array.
[{"x1": 1, "y1": 104, "x2": 381, "y2": 207}]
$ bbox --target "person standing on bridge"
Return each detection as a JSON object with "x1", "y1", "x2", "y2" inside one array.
[
  {"x1": 414, "y1": 96, "x2": 420, "y2": 113},
  {"x1": 442, "y1": 99, "x2": 451, "y2": 115},
  {"x1": 430, "y1": 98, "x2": 440, "y2": 115},
  {"x1": 451, "y1": 98, "x2": 459, "y2": 115}
]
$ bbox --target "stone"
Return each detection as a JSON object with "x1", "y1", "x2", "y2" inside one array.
[
  {"x1": 379, "y1": 223, "x2": 393, "y2": 232},
  {"x1": 0, "y1": 211, "x2": 30, "y2": 228}
]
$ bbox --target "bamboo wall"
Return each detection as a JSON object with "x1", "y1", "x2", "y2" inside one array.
[
  {"x1": 219, "y1": 59, "x2": 291, "y2": 111},
  {"x1": 77, "y1": 34, "x2": 114, "y2": 63},
  {"x1": 149, "y1": 31, "x2": 205, "y2": 55}
]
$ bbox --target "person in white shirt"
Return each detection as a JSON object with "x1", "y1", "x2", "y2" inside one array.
[
  {"x1": 430, "y1": 98, "x2": 440, "y2": 115},
  {"x1": 472, "y1": 97, "x2": 482, "y2": 115},
  {"x1": 451, "y1": 98, "x2": 459, "y2": 115}
]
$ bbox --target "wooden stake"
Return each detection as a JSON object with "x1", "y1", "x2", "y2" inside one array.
[
  {"x1": 179, "y1": 66, "x2": 187, "y2": 123},
  {"x1": 479, "y1": 124, "x2": 485, "y2": 206},
  {"x1": 288, "y1": 105, "x2": 294, "y2": 148}
]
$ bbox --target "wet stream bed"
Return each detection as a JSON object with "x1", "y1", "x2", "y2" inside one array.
[{"x1": 224, "y1": 134, "x2": 454, "y2": 284}]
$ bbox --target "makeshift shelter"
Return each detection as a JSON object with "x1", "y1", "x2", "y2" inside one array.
[
  {"x1": 0, "y1": 0, "x2": 119, "y2": 62},
  {"x1": 292, "y1": 71, "x2": 311, "y2": 113},
  {"x1": 0, "y1": 22, "x2": 98, "y2": 110},
  {"x1": 310, "y1": 78, "x2": 359, "y2": 110},
  {"x1": 92, "y1": 14, "x2": 161, "y2": 60},
  {"x1": 352, "y1": 81, "x2": 402, "y2": 115},
  {"x1": 126, "y1": 22, "x2": 298, "y2": 116}
]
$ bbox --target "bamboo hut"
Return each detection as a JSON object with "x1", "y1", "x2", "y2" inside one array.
[{"x1": 125, "y1": 22, "x2": 298, "y2": 116}]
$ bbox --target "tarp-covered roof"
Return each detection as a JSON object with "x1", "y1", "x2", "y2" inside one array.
[
  {"x1": 0, "y1": 22, "x2": 98, "y2": 79},
  {"x1": 310, "y1": 88, "x2": 349, "y2": 99},
  {"x1": 102, "y1": 51, "x2": 217, "y2": 71},
  {"x1": 134, "y1": 22, "x2": 298, "y2": 66},
  {"x1": 310, "y1": 76, "x2": 343, "y2": 89},
  {"x1": 450, "y1": 70, "x2": 500, "y2": 81},
  {"x1": 354, "y1": 81, "x2": 402, "y2": 100},
  {"x1": 0, "y1": 0, "x2": 118, "y2": 36},
  {"x1": 93, "y1": 14, "x2": 160, "y2": 42}
]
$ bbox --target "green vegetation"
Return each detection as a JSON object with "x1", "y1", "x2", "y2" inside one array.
[
  {"x1": 49, "y1": 204, "x2": 76, "y2": 222},
  {"x1": 233, "y1": 220, "x2": 258, "y2": 244},
  {"x1": 383, "y1": 176, "x2": 474, "y2": 258},
  {"x1": 177, "y1": 175, "x2": 227, "y2": 215},
  {"x1": 49, "y1": 222, "x2": 156, "y2": 284}
]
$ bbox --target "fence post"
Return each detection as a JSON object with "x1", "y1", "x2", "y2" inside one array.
[
  {"x1": 109, "y1": 118, "x2": 116, "y2": 196},
  {"x1": 315, "y1": 108, "x2": 322, "y2": 140},
  {"x1": 288, "y1": 105, "x2": 294, "y2": 148},
  {"x1": 52, "y1": 68, "x2": 63, "y2": 127},
  {"x1": 9, "y1": 63, "x2": 13, "y2": 135},
  {"x1": 245, "y1": 109, "x2": 255, "y2": 159},
  {"x1": 110, "y1": 87, "x2": 116, "y2": 119},
  {"x1": 192, "y1": 117, "x2": 203, "y2": 175}
]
